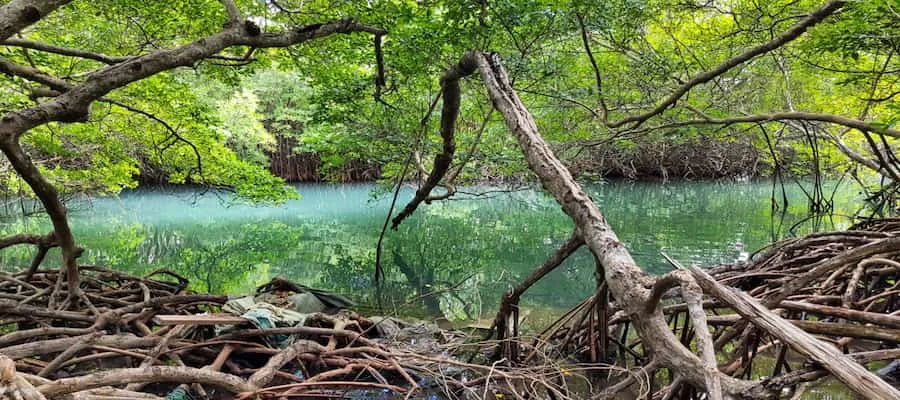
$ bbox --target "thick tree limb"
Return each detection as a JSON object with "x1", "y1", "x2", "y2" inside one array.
[
  {"x1": 0, "y1": 138, "x2": 82, "y2": 301},
  {"x1": 0, "y1": 17, "x2": 386, "y2": 141},
  {"x1": 470, "y1": 51, "x2": 751, "y2": 397},
  {"x1": 0, "y1": 0, "x2": 72, "y2": 42}
]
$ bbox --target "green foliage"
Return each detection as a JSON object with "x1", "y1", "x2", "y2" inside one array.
[{"x1": 1, "y1": 0, "x2": 897, "y2": 205}]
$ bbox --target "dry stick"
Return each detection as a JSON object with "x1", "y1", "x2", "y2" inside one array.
[
  {"x1": 36, "y1": 366, "x2": 253, "y2": 397},
  {"x1": 125, "y1": 325, "x2": 185, "y2": 391},
  {"x1": 2, "y1": 334, "x2": 164, "y2": 360},
  {"x1": 595, "y1": 359, "x2": 659, "y2": 400},
  {"x1": 777, "y1": 300, "x2": 900, "y2": 329},
  {"x1": 37, "y1": 330, "x2": 102, "y2": 377},
  {"x1": 247, "y1": 339, "x2": 324, "y2": 388},
  {"x1": 0, "y1": 326, "x2": 90, "y2": 348},
  {"x1": 685, "y1": 263, "x2": 900, "y2": 399},
  {"x1": 705, "y1": 315, "x2": 900, "y2": 342},
  {"x1": 490, "y1": 231, "x2": 583, "y2": 359},
  {"x1": 0, "y1": 299, "x2": 93, "y2": 323}
]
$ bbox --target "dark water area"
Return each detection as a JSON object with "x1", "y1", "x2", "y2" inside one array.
[{"x1": 0, "y1": 180, "x2": 863, "y2": 320}]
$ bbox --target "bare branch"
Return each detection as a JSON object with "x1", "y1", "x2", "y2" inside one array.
[
  {"x1": 637, "y1": 111, "x2": 900, "y2": 138},
  {"x1": 102, "y1": 99, "x2": 204, "y2": 177},
  {"x1": 1, "y1": 38, "x2": 130, "y2": 64},
  {"x1": 575, "y1": 13, "x2": 608, "y2": 121}
]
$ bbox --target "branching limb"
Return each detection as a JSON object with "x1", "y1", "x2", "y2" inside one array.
[
  {"x1": 0, "y1": 0, "x2": 72, "y2": 42},
  {"x1": 221, "y1": 0, "x2": 242, "y2": 26},
  {"x1": 656, "y1": 258, "x2": 722, "y2": 400},
  {"x1": 607, "y1": 0, "x2": 844, "y2": 129}
]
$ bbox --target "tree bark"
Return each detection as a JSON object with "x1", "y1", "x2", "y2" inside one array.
[{"x1": 465, "y1": 51, "x2": 752, "y2": 396}]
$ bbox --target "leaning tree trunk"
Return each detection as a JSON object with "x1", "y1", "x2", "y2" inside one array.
[{"x1": 451, "y1": 51, "x2": 898, "y2": 399}]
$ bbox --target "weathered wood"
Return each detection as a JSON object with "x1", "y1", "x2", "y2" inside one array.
[
  {"x1": 706, "y1": 314, "x2": 900, "y2": 342},
  {"x1": 153, "y1": 314, "x2": 248, "y2": 326},
  {"x1": 687, "y1": 263, "x2": 900, "y2": 400},
  {"x1": 35, "y1": 366, "x2": 253, "y2": 397},
  {"x1": 779, "y1": 300, "x2": 900, "y2": 328},
  {"x1": 472, "y1": 51, "x2": 750, "y2": 397}
]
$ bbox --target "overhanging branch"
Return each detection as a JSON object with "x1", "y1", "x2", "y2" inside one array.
[
  {"x1": 607, "y1": 0, "x2": 845, "y2": 129},
  {"x1": 390, "y1": 53, "x2": 478, "y2": 230}
]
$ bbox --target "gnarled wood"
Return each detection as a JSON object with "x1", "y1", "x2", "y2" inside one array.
[{"x1": 687, "y1": 263, "x2": 900, "y2": 399}]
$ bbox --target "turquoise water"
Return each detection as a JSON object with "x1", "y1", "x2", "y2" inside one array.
[{"x1": 0, "y1": 180, "x2": 863, "y2": 321}]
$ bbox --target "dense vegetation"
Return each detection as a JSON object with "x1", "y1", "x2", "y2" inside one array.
[
  {"x1": 0, "y1": 0, "x2": 897, "y2": 207},
  {"x1": 2, "y1": 1, "x2": 900, "y2": 399}
]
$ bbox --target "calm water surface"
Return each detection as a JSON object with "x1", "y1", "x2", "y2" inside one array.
[
  {"x1": 0, "y1": 180, "x2": 866, "y2": 399},
  {"x1": 0, "y1": 180, "x2": 863, "y2": 315}
]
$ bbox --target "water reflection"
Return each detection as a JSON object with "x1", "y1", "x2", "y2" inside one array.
[{"x1": 0, "y1": 181, "x2": 864, "y2": 319}]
